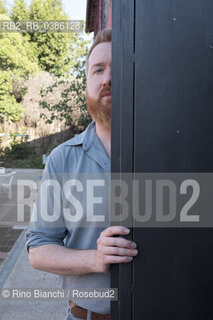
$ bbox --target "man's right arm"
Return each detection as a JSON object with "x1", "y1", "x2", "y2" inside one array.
[
  {"x1": 29, "y1": 226, "x2": 138, "y2": 275},
  {"x1": 29, "y1": 244, "x2": 98, "y2": 275}
]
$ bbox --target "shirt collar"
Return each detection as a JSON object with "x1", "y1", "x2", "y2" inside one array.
[
  {"x1": 64, "y1": 121, "x2": 95, "y2": 152},
  {"x1": 64, "y1": 121, "x2": 110, "y2": 171}
]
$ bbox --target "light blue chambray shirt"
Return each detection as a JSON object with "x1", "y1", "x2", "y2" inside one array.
[{"x1": 26, "y1": 121, "x2": 111, "y2": 315}]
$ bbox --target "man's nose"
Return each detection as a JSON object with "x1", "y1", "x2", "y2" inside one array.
[{"x1": 102, "y1": 68, "x2": 111, "y2": 86}]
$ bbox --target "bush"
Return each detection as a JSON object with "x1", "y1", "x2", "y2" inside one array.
[
  {"x1": 4, "y1": 142, "x2": 32, "y2": 160},
  {"x1": 5, "y1": 156, "x2": 44, "y2": 169}
]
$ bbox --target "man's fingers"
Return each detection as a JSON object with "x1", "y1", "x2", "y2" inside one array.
[
  {"x1": 104, "y1": 255, "x2": 133, "y2": 264},
  {"x1": 95, "y1": 226, "x2": 138, "y2": 270},
  {"x1": 102, "y1": 246, "x2": 138, "y2": 257},
  {"x1": 101, "y1": 226, "x2": 130, "y2": 237},
  {"x1": 101, "y1": 236, "x2": 137, "y2": 249}
]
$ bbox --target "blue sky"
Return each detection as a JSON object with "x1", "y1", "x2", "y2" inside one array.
[
  {"x1": 8, "y1": 0, "x2": 87, "y2": 20},
  {"x1": 63, "y1": 0, "x2": 87, "y2": 20}
]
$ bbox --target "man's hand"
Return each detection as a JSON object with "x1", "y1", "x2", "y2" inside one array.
[
  {"x1": 28, "y1": 227, "x2": 137, "y2": 276},
  {"x1": 94, "y1": 226, "x2": 138, "y2": 273}
]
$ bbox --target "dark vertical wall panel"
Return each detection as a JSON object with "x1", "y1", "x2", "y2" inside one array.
[
  {"x1": 134, "y1": 0, "x2": 213, "y2": 172},
  {"x1": 112, "y1": 0, "x2": 213, "y2": 319},
  {"x1": 133, "y1": 228, "x2": 213, "y2": 320},
  {"x1": 133, "y1": 0, "x2": 213, "y2": 319}
]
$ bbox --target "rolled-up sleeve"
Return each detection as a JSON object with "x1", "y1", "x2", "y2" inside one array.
[
  {"x1": 26, "y1": 227, "x2": 67, "y2": 252},
  {"x1": 26, "y1": 146, "x2": 68, "y2": 252}
]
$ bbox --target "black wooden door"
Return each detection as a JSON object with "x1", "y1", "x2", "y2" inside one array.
[{"x1": 111, "y1": 0, "x2": 213, "y2": 319}]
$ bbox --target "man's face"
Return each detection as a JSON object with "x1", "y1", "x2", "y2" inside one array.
[{"x1": 86, "y1": 42, "x2": 111, "y2": 130}]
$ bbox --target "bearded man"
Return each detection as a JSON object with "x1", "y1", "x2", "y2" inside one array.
[{"x1": 26, "y1": 29, "x2": 138, "y2": 320}]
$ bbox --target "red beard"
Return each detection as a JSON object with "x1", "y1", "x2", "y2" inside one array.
[{"x1": 86, "y1": 86, "x2": 111, "y2": 130}]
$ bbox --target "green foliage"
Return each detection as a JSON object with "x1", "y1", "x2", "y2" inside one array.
[
  {"x1": 0, "y1": 0, "x2": 7, "y2": 14},
  {"x1": 9, "y1": 0, "x2": 75, "y2": 75},
  {"x1": 0, "y1": 94, "x2": 24, "y2": 122},
  {"x1": 4, "y1": 142, "x2": 31, "y2": 160},
  {"x1": 5, "y1": 156, "x2": 44, "y2": 169},
  {"x1": 0, "y1": 70, "x2": 12, "y2": 96},
  {"x1": 27, "y1": 0, "x2": 71, "y2": 75},
  {"x1": 0, "y1": 14, "x2": 39, "y2": 122},
  {"x1": 40, "y1": 34, "x2": 92, "y2": 131},
  {"x1": 1, "y1": 1, "x2": 92, "y2": 130},
  {"x1": 31, "y1": 32, "x2": 70, "y2": 74},
  {"x1": 9, "y1": 0, "x2": 77, "y2": 75},
  {"x1": 0, "y1": 34, "x2": 39, "y2": 76},
  {"x1": 4, "y1": 137, "x2": 31, "y2": 160},
  {"x1": 12, "y1": 78, "x2": 28, "y2": 102},
  {"x1": 29, "y1": 0, "x2": 65, "y2": 20},
  {"x1": 10, "y1": 0, "x2": 29, "y2": 21},
  {"x1": 2, "y1": 141, "x2": 43, "y2": 168},
  {"x1": 2, "y1": 130, "x2": 43, "y2": 169},
  {"x1": 0, "y1": 71, "x2": 24, "y2": 122},
  {"x1": 24, "y1": 156, "x2": 43, "y2": 169}
]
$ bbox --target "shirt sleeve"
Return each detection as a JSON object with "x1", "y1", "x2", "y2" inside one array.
[{"x1": 26, "y1": 145, "x2": 68, "y2": 252}]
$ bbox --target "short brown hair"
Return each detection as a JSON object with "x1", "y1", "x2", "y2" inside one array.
[{"x1": 86, "y1": 28, "x2": 112, "y2": 75}]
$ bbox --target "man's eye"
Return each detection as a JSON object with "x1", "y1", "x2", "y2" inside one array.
[{"x1": 95, "y1": 69, "x2": 103, "y2": 74}]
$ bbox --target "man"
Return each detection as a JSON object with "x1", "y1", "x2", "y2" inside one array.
[{"x1": 26, "y1": 29, "x2": 138, "y2": 320}]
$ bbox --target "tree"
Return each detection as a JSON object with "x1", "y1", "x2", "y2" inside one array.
[
  {"x1": 2, "y1": 0, "x2": 72, "y2": 122},
  {"x1": 40, "y1": 33, "x2": 92, "y2": 131},
  {"x1": 27, "y1": 0, "x2": 71, "y2": 75},
  {"x1": 10, "y1": 0, "x2": 80, "y2": 76},
  {"x1": 4, "y1": 0, "x2": 92, "y2": 127},
  {"x1": 0, "y1": 31, "x2": 39, "y2": 76},
  {"x1": 0, "y1": 14, "x2": 39, "y2": 76},
  {"x1": 0, "y1": 13, "x2": 39, "y2": 122},
  {"x1": 29, "y1": 0, "x2": 65, "y2": 20},
  {"x1": 10, "y1": 0, "x2": 29, "y2": 21},
  {"x1": 0, "y1": 0, "x2": 7, "y2": 14}
]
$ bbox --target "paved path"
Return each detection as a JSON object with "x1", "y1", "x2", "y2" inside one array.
[
  {"x1": 0, "y1": 169, "x2": 69, "y2": 319},
  {"x1": 0, "y1": 169, "x2": 42, "y2": 267},
  {"x1": 0, "y1": 231, "x2": 68, "y2": 320}
]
